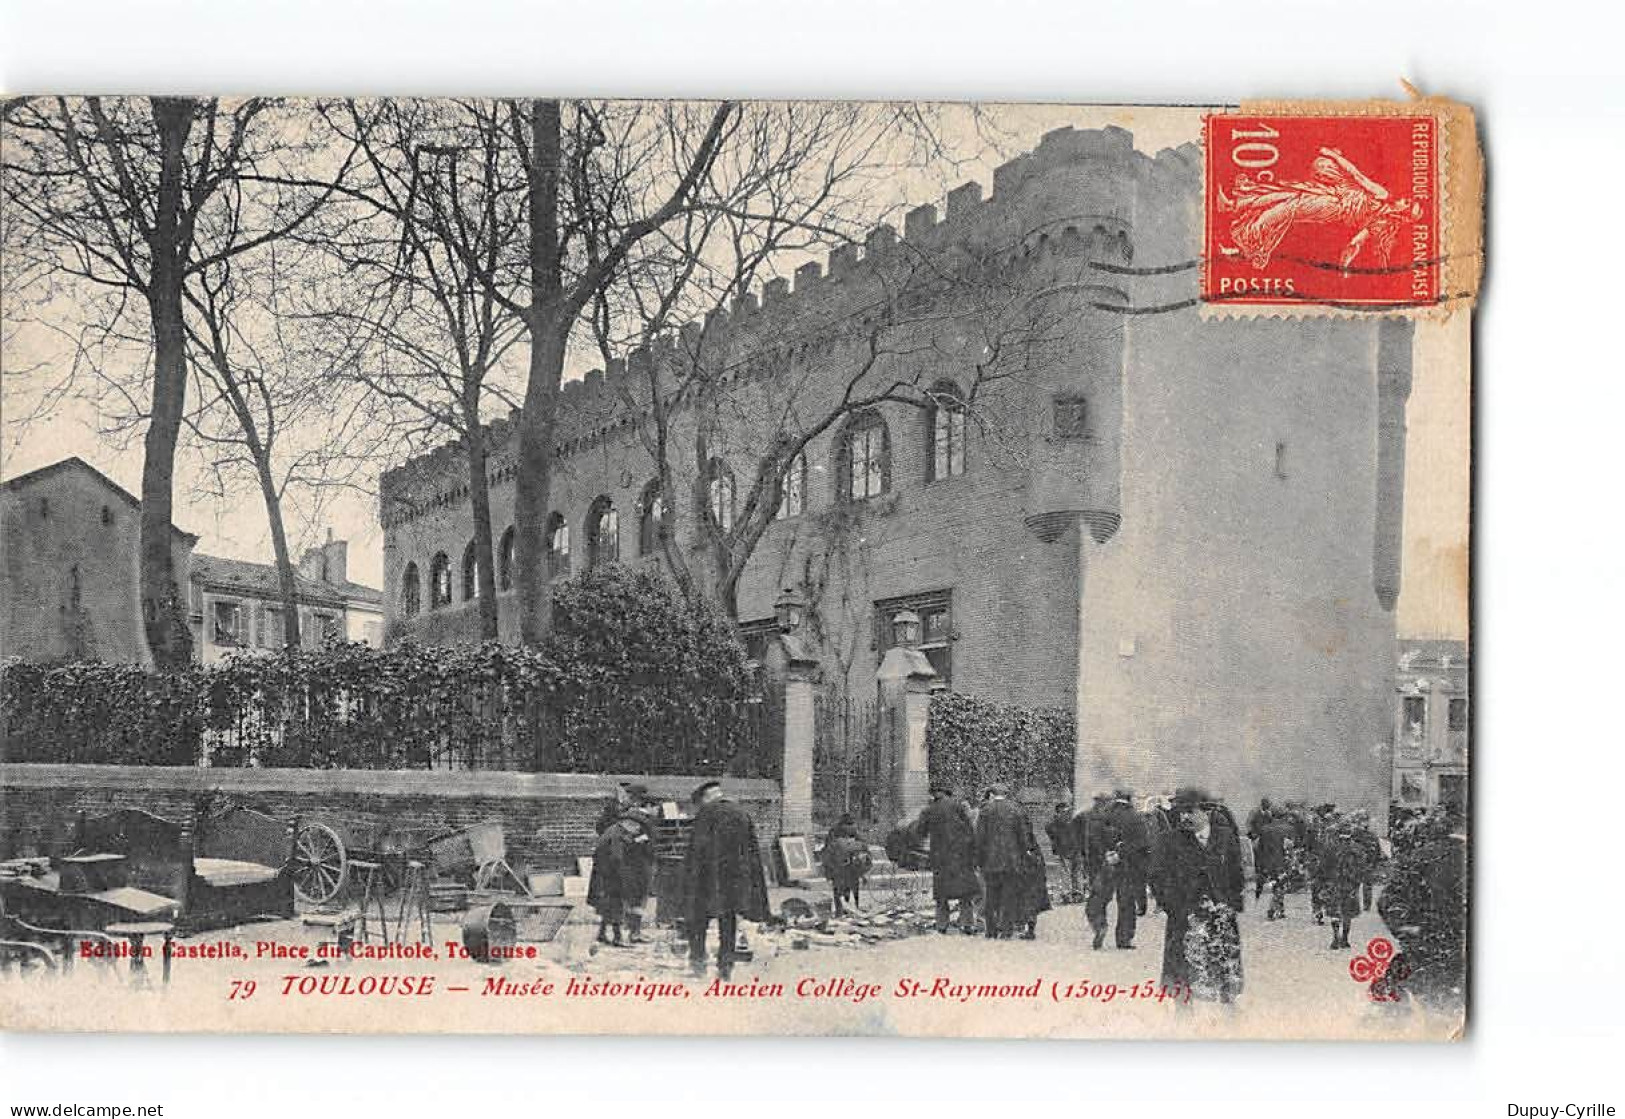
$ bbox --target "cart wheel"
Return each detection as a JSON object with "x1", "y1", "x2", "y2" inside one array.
[{"x1": 292, "y1": 821, "x2": 348, "y2": 905}]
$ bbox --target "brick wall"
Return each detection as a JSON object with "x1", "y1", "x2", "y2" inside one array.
[{"x1": 0, "y1": 763, "x2": 780, "y2": 873}]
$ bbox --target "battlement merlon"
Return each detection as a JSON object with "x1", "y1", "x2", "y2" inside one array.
[{"x1": 380, "y1": 126, "x2": 1199, "y2": 504}]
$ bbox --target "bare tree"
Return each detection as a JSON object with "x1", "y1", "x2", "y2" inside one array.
[
  {"x1": 1, "y1": 97, "x2": 353, "y2": 667},
  {"x1": 585, "y1": 109, "x2": 1063, "y2": 618},
  {"x1": 182, "y1": 242, "x2": 381, "y2": 651},
  {"x1": 311, "y1": 99, "x2": 528, "y2": 639}
]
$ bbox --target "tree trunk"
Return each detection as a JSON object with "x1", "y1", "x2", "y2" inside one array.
[
  {"x1": 464, "y1": 419, "x2": 500, "y2": 640},
  {"x1": 514, "y1": 326, "x2": 564, "y2": 646},
  {"x1": 514, "y1": 99, "x2": 565, "y2": 648},
  {"x1": 253, "y1": 451, "x2": 303, "y2": 651},
  {"x1": 138, "y1": 97, "x2": 197, "y2": 670}
]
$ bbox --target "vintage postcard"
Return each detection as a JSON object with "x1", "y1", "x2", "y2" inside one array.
[{"x1": 0, "y1": 94, "x2": 1476, "y2": 1039}]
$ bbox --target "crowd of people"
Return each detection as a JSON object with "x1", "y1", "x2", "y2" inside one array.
[
  {"x1": 584, "y1": 775, "x2": 1465, "y2": 1008},
  {"x1": 902, "y1": 783, "x2": 1464, "y2": 1009}
]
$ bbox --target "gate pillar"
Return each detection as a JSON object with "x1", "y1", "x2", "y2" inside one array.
[
  {"x1": 877, "y1": 647, "x2": 943, "y2": 825},
  {"x1": 765, "y1": 633, "x2": 821, "y2": 838}
]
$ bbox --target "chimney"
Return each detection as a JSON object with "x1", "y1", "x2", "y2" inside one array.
[{"x1": 322, "y1": 537, "x2": 348, "y2": 585}]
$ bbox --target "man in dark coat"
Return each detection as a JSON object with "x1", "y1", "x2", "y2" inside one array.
[
  {"x1": 975, "y1": 783, "x2": 1037, "y2": 939},
  {"x1": 1316, "y1": 814, "x2": 1375, "y2": 950},
  {"x1": 1306, "y1": 803, "x2": 1338, "y2": 923},
  {"x1": 588, "y1": 811, "x2": 654, "y2": 946},
  {"x1": 1045, "y1": 801, "x2": 1083, "y2": 902},
  {"x1": 1348, "y1": 808, "x2": 1385, "y2": 912},
  {"x1": 1085, "y1": 790, "x2": 1150, "y2": 950},
  {"x1": 682, "y1": 781, "x2": 770, "y2": 979},
  {"x1": 1377, "y1": 811, "x2": 1466, "y2": 1009},
  {"x1": 1252, "y1": 809, "x2": 1295, "y2": 920},
  {"x1": 1151, "y1": 787, "x2": 1245, "y2": 1004},
  {"x1": 912, "y1": 787, "x2": 981, "y2": 934}
]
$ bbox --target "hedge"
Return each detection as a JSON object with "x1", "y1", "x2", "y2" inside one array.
[
  {"x1": 1, "y1": 565, "x2": 771, "y2": 777},
  {"x1": 925, "y1": 691, "x2": 1074, "y2": 798}
]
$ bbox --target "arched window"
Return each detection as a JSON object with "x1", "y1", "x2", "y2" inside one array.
[
  {"x1": 838, "y1": 409, "x2": 890, "y2": 501},
  {"x1": 927, "y1": 380, "x2": 967, "y2": 481},
  {"x1": 776, "y1": 451, "x2": 807, "y2": 520},
  {"x1": 462, "y1": 541, "x2": 479, "y2": 600},
  {"x1": 402, "y1": 563, "x2": 422, "y2": 618},
  {"x1": 706, "y1": 458, "x2": 735, "y2": 533},
  {"x1": 498, "y1": 527, "x2": 516, "y2": 591},
  {"x1": 429, "y1": 552, "x2": 452, "y2": 608},
  {"x1": 546, "y1": 513, "x2": 571, "y2": 579},
  {"x1": 586, "y1": 497, "x2": 619, "y2": 567},
  {"x1": 638, "y1": 479, "x2": 667, "y2": 557}
]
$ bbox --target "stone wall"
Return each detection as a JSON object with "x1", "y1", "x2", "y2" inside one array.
[
  {"x1": 0, "y1": 763, "x2": 780, "y2": 874},
  {"x1": 1, "y1": 460, "x2": 195, "y2": 666}
]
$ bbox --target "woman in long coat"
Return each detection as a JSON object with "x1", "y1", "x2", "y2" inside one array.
[{"x1": 1152, "y1": 789, "x2": 1246, "y2": 1004}]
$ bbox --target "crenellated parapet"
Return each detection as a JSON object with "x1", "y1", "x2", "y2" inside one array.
[{"x1": 380, "y1": 126, "x2": 1201, "y2": 530}]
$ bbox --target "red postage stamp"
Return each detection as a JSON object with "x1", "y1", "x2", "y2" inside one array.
[{"x1": 1203, "y1": 113, "x2": 1440, "y2": 309}]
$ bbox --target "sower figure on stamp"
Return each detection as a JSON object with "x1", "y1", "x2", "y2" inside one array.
[
  {"x1": 1216, "y1": 147, "x2": 1423, "y2": 273},
  {"x1": 588, "y1": 809, "x2": 654, "y2": 947},
  {"x1": 975, "y1": 783, "x2": 1035, "y2": 939},
  {"x1": 1152, "y1": 787, "x2": 1246, "y2": 1006},
  {"x1": 682, "y1": 781, "x2": 770, "y2": 980},
  {"x1": 1086, "y1": 789, "x2": 1150, "y2": 950},
  {"x1": 911, "y1": 786, "x2": 981, "y2": 934},
  {"x1": 1046, "y1": 801, "x2": 1084, "y2": 903}
]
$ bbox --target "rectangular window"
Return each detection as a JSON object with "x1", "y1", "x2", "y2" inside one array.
[
  {"x1": 260, "y1": 605, "x2": 284, "y2": 649},
  {"x1": 776, "y1": 456, "x2": 805, "y2": 519},
  {"x1": 738, "y1": 618, "x2": 779, "y2": 664},
  {"x1": 933, "y1": 405, "x2": 965, "y2": 480},
  {"x1": 213, "y1": 600, "x2": 245, "y2": 647},
  {"x1": 1053, "y1": 395, "x2": 1088, "y2": 441},
  {"x1": 1447, "y1": 697, "x2": 1467, "y2": 732},
  {"x1": 317, "y1": 612, "x2": 340, "y2": 645},
  {"x1": 851, "y1": 426, "x2": 886, "y2": 499},
  {"x1": 1402, "y1": 695, "x2": 1426, "y2": 733},
  {"x1": 874, "y1": 590, "x2": 953, "y2": 686}
]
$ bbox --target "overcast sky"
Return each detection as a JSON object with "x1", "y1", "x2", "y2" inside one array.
[{"x1": 0, "y1": 101, "x2": 1465, "y2": 640}]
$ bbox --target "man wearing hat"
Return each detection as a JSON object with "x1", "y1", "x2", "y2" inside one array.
[
  {"x1": 1085, "y1": 789, "x2": 1151, "y2": 950},
  {"x1": 975, "y1": 783, "x2": 1038, "y2": 939},
  {"x1": 597, "y1": 780, "x2": 652, "y2": 835},
  {"x1": 681, "y1": 780, "x2": 770, "y2": 979},
  {"x1": 910, "y1": 786, "x2": 981, "y2": 934},
  {"x1": 1045, "y1": 800, "x2": 1084, "y2": 903}
]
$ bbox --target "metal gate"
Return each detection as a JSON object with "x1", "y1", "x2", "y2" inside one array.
[{"x1": 812, "y1": 694, "x2": 891, "y2": 828}]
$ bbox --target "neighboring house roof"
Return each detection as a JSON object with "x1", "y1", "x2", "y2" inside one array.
[
  {"x1": 2, "y1": 456, "x2": 200, "y2": 543},
  {"x1": 327, "y1": 579, "x2": 383, "y2": 607},
  {"x1": 191, "y1": 553, "x2": 349, "y2": 608},
  {"x1": 1397, "y1": 637, "x2": 1469, "y2": 683}
]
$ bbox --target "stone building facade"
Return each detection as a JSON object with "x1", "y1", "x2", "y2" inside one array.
[
  {"x1": 1393, "y1": 638, "x2": 1469, "y2": 814},
  {"x1": 1, "y1": 457, "x2": 198, "y2": 665},
  {"x1": 380, "y1": 125, "x2": 1413, "y2": 817},
  {"x1": 188, "y1": 535, "x2": 383, "y2": 664}
]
